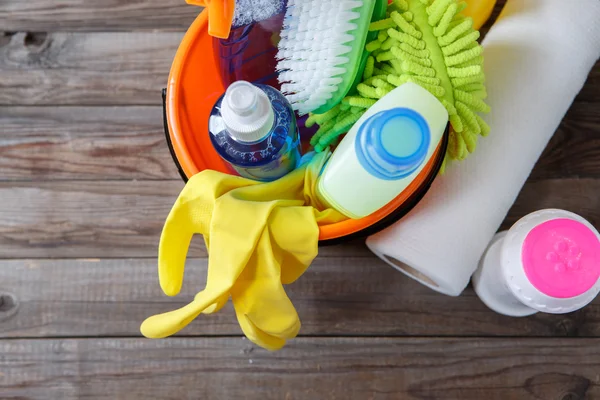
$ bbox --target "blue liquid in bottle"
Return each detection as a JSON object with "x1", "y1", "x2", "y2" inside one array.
[{"x1": 209, "y1": 81, "x2": 301, "y2": 182}]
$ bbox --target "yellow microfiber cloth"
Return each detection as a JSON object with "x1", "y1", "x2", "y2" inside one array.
[{"x1": 140, "y1": 150, "x2": 346, "y2": 350}]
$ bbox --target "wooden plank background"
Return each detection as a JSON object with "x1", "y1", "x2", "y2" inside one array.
[
  {"x1": 3, "y1": 258, "x2": 599, "y2": 338},
  {"x1": 1, "y1": 338, "x2": 599, "y2": 399},
  {"x1": 0, "y1": 0, "x2": 198, "y2": 31},
  {"x1": 1, "y1": 0, "x2": 600, "y2": 398}
]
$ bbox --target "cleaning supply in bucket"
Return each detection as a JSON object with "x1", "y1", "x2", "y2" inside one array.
[
  {"x1": 141, "y1": 150, "x2": 346, "y2": 351},
  {"x1": 366, "y1": 0, "x2": 600, "y2": 296},
  {"x1": 185, "y1": 0, "x2": 235, "y2": 39},
  {"x1": 277, "y1": 0, "x2": 388, "y2": 115},
  {"x1": 209, "y1": 80, "x2": 301, "y2": 181},
  {"x1": 307, "y1": 0, "x2": 490, "y2": 162},
  {"x1": 186, "y1": 0, "x2": 285, "y2": 39},
  {"x1": 216, "y1": 22, "x2": 282, "y2": 88},
  {"x1": 317, "y1": 82, "x2": 448, "y2": 219},
  {"x1": 214, "y1": 1, "x2": 285, "y2": 87},
  {"x1": 472, "y1": 209, "x2": 600, "y2": 317},
  {"x1": 462, "y1": 0, "x2": 497, "y2": 30},
  {"x1": 229, "y1": 0, "x2": 285, "y2": 28},
  {"x1": 188, "y1": 0, "x2": 284, "y2": 87}
]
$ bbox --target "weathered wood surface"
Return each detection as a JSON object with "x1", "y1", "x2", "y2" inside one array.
[
  {"x1": 1, "y1": 337, "x2": 599, "y2": 400},
  {"x1": 1, "y1": 258, "x2": 598, "y2": 338},
  {"x1": 2, "y1": 0, "x2": 600, "y2": 397},
  {"x1": 0, "y1": 32, "x2": 182, "y2": 106},
  {"x1": 0, "y1": 107, "x2": 179, "y2": 181},
  {"x1": 0, "y1": 179, "x2": 598, "y2": 259},
  {"x1": 0, "y1": 0, "x2": 199, "y2": 32},
  {"x1": 1, "y1": 24, "x2": 598, "y2": 107},
  {"x1": 531, "y1": 100, "x2": 600, "y2": 180},
  {"x1": 1, "y1": 98, "x2": 600, "y2": 181},
  {"x1": 0, "y1": 178, "x2": 373, "y2": 258}
]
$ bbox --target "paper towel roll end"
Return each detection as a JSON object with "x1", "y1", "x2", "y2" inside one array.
[{"x1": 365, "y1": 239, "x2": 468, "y2": 296}]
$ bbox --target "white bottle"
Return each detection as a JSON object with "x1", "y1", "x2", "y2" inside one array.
[
  {"x1": 472, "y1": 209, "x2": 600, "y2": 316},
  {"x1": 316, "y1": 82, "x2": 448, "y2": 219}
]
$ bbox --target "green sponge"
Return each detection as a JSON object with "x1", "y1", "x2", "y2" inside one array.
[{"x1": 308, "y1": 0, "x2": 490, "y2": 164}]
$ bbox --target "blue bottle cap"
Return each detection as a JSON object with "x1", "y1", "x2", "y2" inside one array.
[{"x1": 355, "y1": 108, "x2": 430, "y2": 181}]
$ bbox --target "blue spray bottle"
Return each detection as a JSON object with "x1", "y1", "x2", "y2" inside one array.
[{"x1": 209, "y1": 81, "x2": 301, "y2": 181}]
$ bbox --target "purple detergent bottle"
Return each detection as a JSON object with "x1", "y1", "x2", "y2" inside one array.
[
  {"x1": 209, "y1": 80, "x2": 301, "y2": 181},
  {"x1": 215, "y1": 0, "x2": 285, "y2": 87}
]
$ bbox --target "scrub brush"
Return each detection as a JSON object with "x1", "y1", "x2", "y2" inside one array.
[
  {"x1": 307, "y1": 0, "x2": 491, "y2": 165},
  {"x1": 276, "y1": 0, "x2": 388, "y2": 116}
]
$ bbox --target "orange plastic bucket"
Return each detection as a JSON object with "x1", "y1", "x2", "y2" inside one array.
[{"x1": 163, "y1": 9, "x2": 448, "y2": 244}]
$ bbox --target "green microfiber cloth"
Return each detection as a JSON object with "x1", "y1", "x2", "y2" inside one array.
[{"x1": 306, "y1": 0, "x2": 490, "y2": 167}]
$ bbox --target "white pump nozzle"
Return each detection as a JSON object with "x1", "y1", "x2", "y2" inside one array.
[{"x1": 220, "y1": 81, "x2": 275, "y2": 142}]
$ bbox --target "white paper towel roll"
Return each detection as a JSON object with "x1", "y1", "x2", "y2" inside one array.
[{"x1": 366, "y1": 0, "x2": 600, "y2": 296}]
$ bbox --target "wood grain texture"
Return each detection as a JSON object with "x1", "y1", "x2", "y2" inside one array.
[
  {"x1": 530, "y1": 101, "x2": 600, "y2": 180},
  {"x1": 1, "y1": 0, "x2": 600, "y2": 397},
  {"x1": 502, "y1": 178, "x2": 600, "y2": 229},
  {"x1": 1, "y1": 258, "x2": 599, "y2": 338},
  {"x1": 2, "y1": 99, "x2": 599, "y2": 181},
  {"x1": 0, "y1": 180, "x2": 185, "y2": 258},
  {"x1": 0, "y1": 32, "x2": 182, "y2": 105},
  {"x1": 577, "y1": 61, "x2": 600, "y2": 104},
  {"x1": 1, "y1": 337, "x2": 599, "y2": 400},
  {"x1": 0, "y1": 106, "x2": 179, "y2": 181},
  {"x1": 0, "y1": 178, "x2": 371, "y2": 258},
  {"x1": 1, "y1": 17, "x2": 597, "y2": 110},
  {"x1": 0, "y1": 0, "x2": 199, "y2": 31},
  {"x1": 0, "y1": 179, "x2": 598, "y2": 259}
]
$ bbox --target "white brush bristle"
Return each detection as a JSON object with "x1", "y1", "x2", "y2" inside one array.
[{"x1": 277, "y1": 0, "x2": 364, "y2": 115}]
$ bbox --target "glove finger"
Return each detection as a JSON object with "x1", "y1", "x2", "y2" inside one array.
[
  {"x1": 158, "y1": 176, "x2": 210, "y2": 296},
  {"x1": 232, "y1": 233, "x2": 302, "y2": 340},
  {"x1": 243, "y1": 286, "x2": 301, "y2": 339},
  {"x1": 199, "y1": 292, "x2": 229, "y2": 314},
  {"x1": 158, "y1": 217, "x2": 193, "y2": 297},
  {"x1": 232, "y1": 296, "x2": 287, "y2": 351},
  {"x1": 140, "y1": 290, "x2": 220, "y2": 338},
  {"x1": 159, "y1": 171, "x2": 249, "y2": 296}
]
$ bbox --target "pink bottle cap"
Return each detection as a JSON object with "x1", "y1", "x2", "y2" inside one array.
[{"x1": 522, "y1": 218, "x2": 600, "y2": 299}]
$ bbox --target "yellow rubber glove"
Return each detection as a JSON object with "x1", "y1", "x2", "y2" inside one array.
[{"x1": 140, "y1": 151, "x2": 346, "y2": 350}]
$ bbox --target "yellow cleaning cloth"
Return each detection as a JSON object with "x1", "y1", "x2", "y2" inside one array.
[{"x1": 141, "y1": 151, "x2": 346, "y2": 350}]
